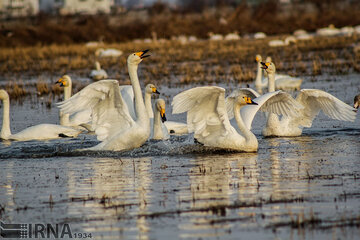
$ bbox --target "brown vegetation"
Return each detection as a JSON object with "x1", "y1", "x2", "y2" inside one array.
[{"x1": 0, "y1": 1, "x2": 360, "y2": 47}]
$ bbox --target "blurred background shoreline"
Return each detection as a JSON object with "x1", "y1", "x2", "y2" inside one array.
[{"x1": 1, "y1": 0, "x2": 360, "y2": 47}]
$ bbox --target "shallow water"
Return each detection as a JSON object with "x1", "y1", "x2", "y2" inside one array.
[{"x1": 0, "y1": 73, "x2": 360, "y2": 239}]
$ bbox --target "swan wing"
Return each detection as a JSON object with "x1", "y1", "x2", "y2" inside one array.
[
  {"x1": 240, "y1": 91, "x2": 303, "y2": 130},
  {"x1": 172, "y1": 86, "x2": 232, "y2": 137},
  {"x1": 58, "y1": 80, "x2": 135, "y2": 141},
  {"x1": 295, "y1": 89, "x2": 357, "y2": 127},
  {"x1": 226, "y1": 88, "x2": 260, "y2": 119},
  {"x1": 119, "y1": 85, "x2": 136, "y2": 120}
]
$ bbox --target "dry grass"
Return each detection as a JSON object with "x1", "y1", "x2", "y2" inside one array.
[{"x1": 0, "y1": 33, "x2": 359, "y2": 101}]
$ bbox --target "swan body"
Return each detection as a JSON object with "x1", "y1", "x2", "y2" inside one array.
[
  {"x1": 254, "y1": 32, "x2": 267, "y2": 39},
  {"x1": 151, "y1": 99, "x2": 170, "y2": 140},
  {"x1": 95, "y1": 48, "x2": 123, "y2": 58},
  {"x1": 254, "y1": 55, "x2": 302, "y2": 93},
  {"x1": 224, "y1": 32, "x2": 240, "y2": 41},
  {"x1": 164, "y1": 121, "x2": 188, "y2": 134},
  {"x1": 59, "y1": 50, "x2": 151, "y2": 151},
  {"x1": 316, "y1": 25, "x2": 340, "y2": 37},
  {"x1": 0, "y1": 89, "x2": 81, "y2": 141},
  {"x1": 268, "y1": 36, "x2": 296, "y2": 47},
  {"x1": 208, "y1": 32, "x2": 224, "y2": 41},
  {"x1": 172, "y1": 86, "x2": 259, "y2": 152},
  {"x1": 261, "y1": 62, "x2": 357, "y2": 137},
  {"x1": 89, "y1": 61, "x2": 108, "y2": 81}
]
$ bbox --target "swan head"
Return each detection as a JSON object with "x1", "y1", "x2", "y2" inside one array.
[
  {"x1": 56, "y1": 75, "x2": 71, "y2": 87},
  {"x1": 354, "y1": 94, "x2": 360, "y2": 110},
  {"x1": 236, "y1": 95, "x2": 258, "y2": 106},
  {"x1": 127, "y1": 50, "x2": 150, "y2": 65},
  {"x1": 265, "y1": 56, "x2": 272, "y2": 63},
  {"x1": 260, "y1": 62, "x2": 276, "y2": 74},
  {"x1": 0, "y1": 89, "x2": 9, "y2": 100},
  {"x1": 155, "y1": 99, "x2": 167, "y2": 123},
  {"x1": 145, "y1": 84, "x2": 160, "y2": 94},
  {"x1": 255, "y1": 54, "x2": 262, "y2": 63}
]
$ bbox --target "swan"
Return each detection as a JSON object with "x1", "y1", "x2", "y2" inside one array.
[
  {"x1": 224, "y1": 32, "x2": 240, "y2": 41},
  {"x1": 59, "y1": 50, "x2": 151, "y2": 151},
  {"x1": 268, "y1": 36, "x2": 296, "y2": 47},
  {"x1": 172, "y1": 86, "x2": 301, "y2": 152},
  {"x1": 0, "y1": 89, "x2": 81, "y2": 141},
  {"x1": 261, "y1": 61, "x2": 357, "y2": 137},
  {"x1": 225, "y1": 88, "x2": 303, "y2": 131},
  {"x1": 254, "y1": 55, "x2": 302, "y2": 93},
  {"x1": 89, "y1": 61, "x2": 108, "y2": 81},
  {"x1": 151, "y1": 99, "x2": 170, "y2": 140},
  {"x1": 208, "y1": 32, "x2": 224, "y2": 41},
  {"x1": 95, "y1": 48, "x2": 123, "y2": 58},
  {"x1": 354, "y1": 94, "x2": 360, "y2": 110},
  {"x1": 316, "y1": 24, "x2": 340, "y2": 37},
  {"x1": 254, "y1": 32, "x2": 267, "y2": 39},
  {"x1": 56, "y1": 75, "x2": 93, "y2": 131}
]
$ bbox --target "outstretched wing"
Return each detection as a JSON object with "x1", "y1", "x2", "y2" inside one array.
[
  {"x1": 240, "y1": 90, "x2": 303, "y2": 130},
  {"x1": 295, "y1": 89, "x2": 356, "y2": 127},
  {"x1": 58, "y1": 80, "x2": 135, "y2": 141},
  {"x1": 226, "y1": 88, "x2": 260, "y2": 119},
  {"x1": 172, "y1": 86, "x2": 232, "y2": 138}
]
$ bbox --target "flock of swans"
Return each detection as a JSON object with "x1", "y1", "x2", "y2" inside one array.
[{"x1": 0, "y1": 50, "x2": 358, "y2": 153}]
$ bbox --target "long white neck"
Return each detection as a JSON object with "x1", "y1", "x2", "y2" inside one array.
[
  {"x1": 128, "y1": 63, "x2": 147, "y2": 123},
  {"x1": 153, "y1": 110, "x2": 163, "y2": 139},
  {"x1": 1, "y1": 97, "x2": 11, "y2": 139},
  {"x1": 60, "y1": 83, "x2": 72, "y2": 126},
  {"x1": 268, "y1": 72, "x2": 276, "y2": 92},
  {"x1": 234, "y1": 103, "x2": 256, "y2": 143},
  {"x1": 144, "y1": 92, "x2": 154, "y2": 118},
  {"x1": 255, "y1": 62, "x2": 263, "y2": 86}
]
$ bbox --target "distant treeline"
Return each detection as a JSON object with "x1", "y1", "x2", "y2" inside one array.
[{"x1": 1, "y1": 0, "x2": 360, "y2": 47}]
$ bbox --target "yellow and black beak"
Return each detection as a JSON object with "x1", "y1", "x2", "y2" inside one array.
[
  {"x1": 55, "y1": 78, "x2": 65, "y2": 87},
  {"x1": 160, "y1": 108, "x2": 167, "y2": 123},
  {"x1": 260, "y1": 62, "x2": 270, "y2": 70},
  {"x1": 244, "y1": 96, "x2": 258, "y2": 105},
  {"x1": 135, "y1": 49, "x2": 150, "y2": 59},
  {"x1": 152, "y1": 87, "x2": 160, "y2": 94}
]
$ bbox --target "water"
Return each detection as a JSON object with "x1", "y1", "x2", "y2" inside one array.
[{"x1": 0, "y1": 73, "x2": 360, "y2": 239}]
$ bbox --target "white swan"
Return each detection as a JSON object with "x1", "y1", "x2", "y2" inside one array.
[
  {"x1": 268, "y1": 36, "x2": 296, "y2": 47},
  {"x1": 172, "y1": 86, "x2": 258, "y2": 152},
  {"x1": 59, "y1": 50, "x2": 151, "y2": 151},
  {"x1": 0, "y1": 89, "x2": 81, "y2": 141},
  {"x1": 254, "y1": 55, "x2": 302, "y2": 93},
  {"x1": 225, "y1": 88, "x2": 303, "y2": 131},
  {"x1": 56, "y1": 75, "x2": 93, "y2": 131},
  {"x1": 151, "y1": 99, "x2": 170, "y2": 140},
  {"x1": 354, "y1": 94, "x2": 360, "y2": 110},
  {"x1": 89, "y1": 61, "x2": 108, "y2": 81},
  {"x1": 261, "y1": 61, "x2": 357, "y2": 136},
  {"x1": 172, "y1": 86, "x2": 301, "y2": 152},
  {"x1": 95, "y1": 48, "x2": 123, "y2": 58}
]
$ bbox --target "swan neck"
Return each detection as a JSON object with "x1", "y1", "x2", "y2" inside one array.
[
  {"x1": 255, "y1": 62, "x2": 262, "y2": 86},
  {"x1": 268, "y1": 72, "x2": 276, "y2": 92},
  {"x1": 60, "y1": 83, "x2": 72, "y2": 126},
  {"x1": 128, "y1": 63, "x2": 147, "y2": 122},
  {"x1": 234, "y1": 103, "x2": 255, "y2": 141},
  {"x1": 144, "y1": 92, "x2": 153, "y2": 118},
  {"x1": 1, "y1": 98, "x2": 11, "y2": 139},
  {"x1": 153, "y1": 110, "x2": 162, "y2": 139}
]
